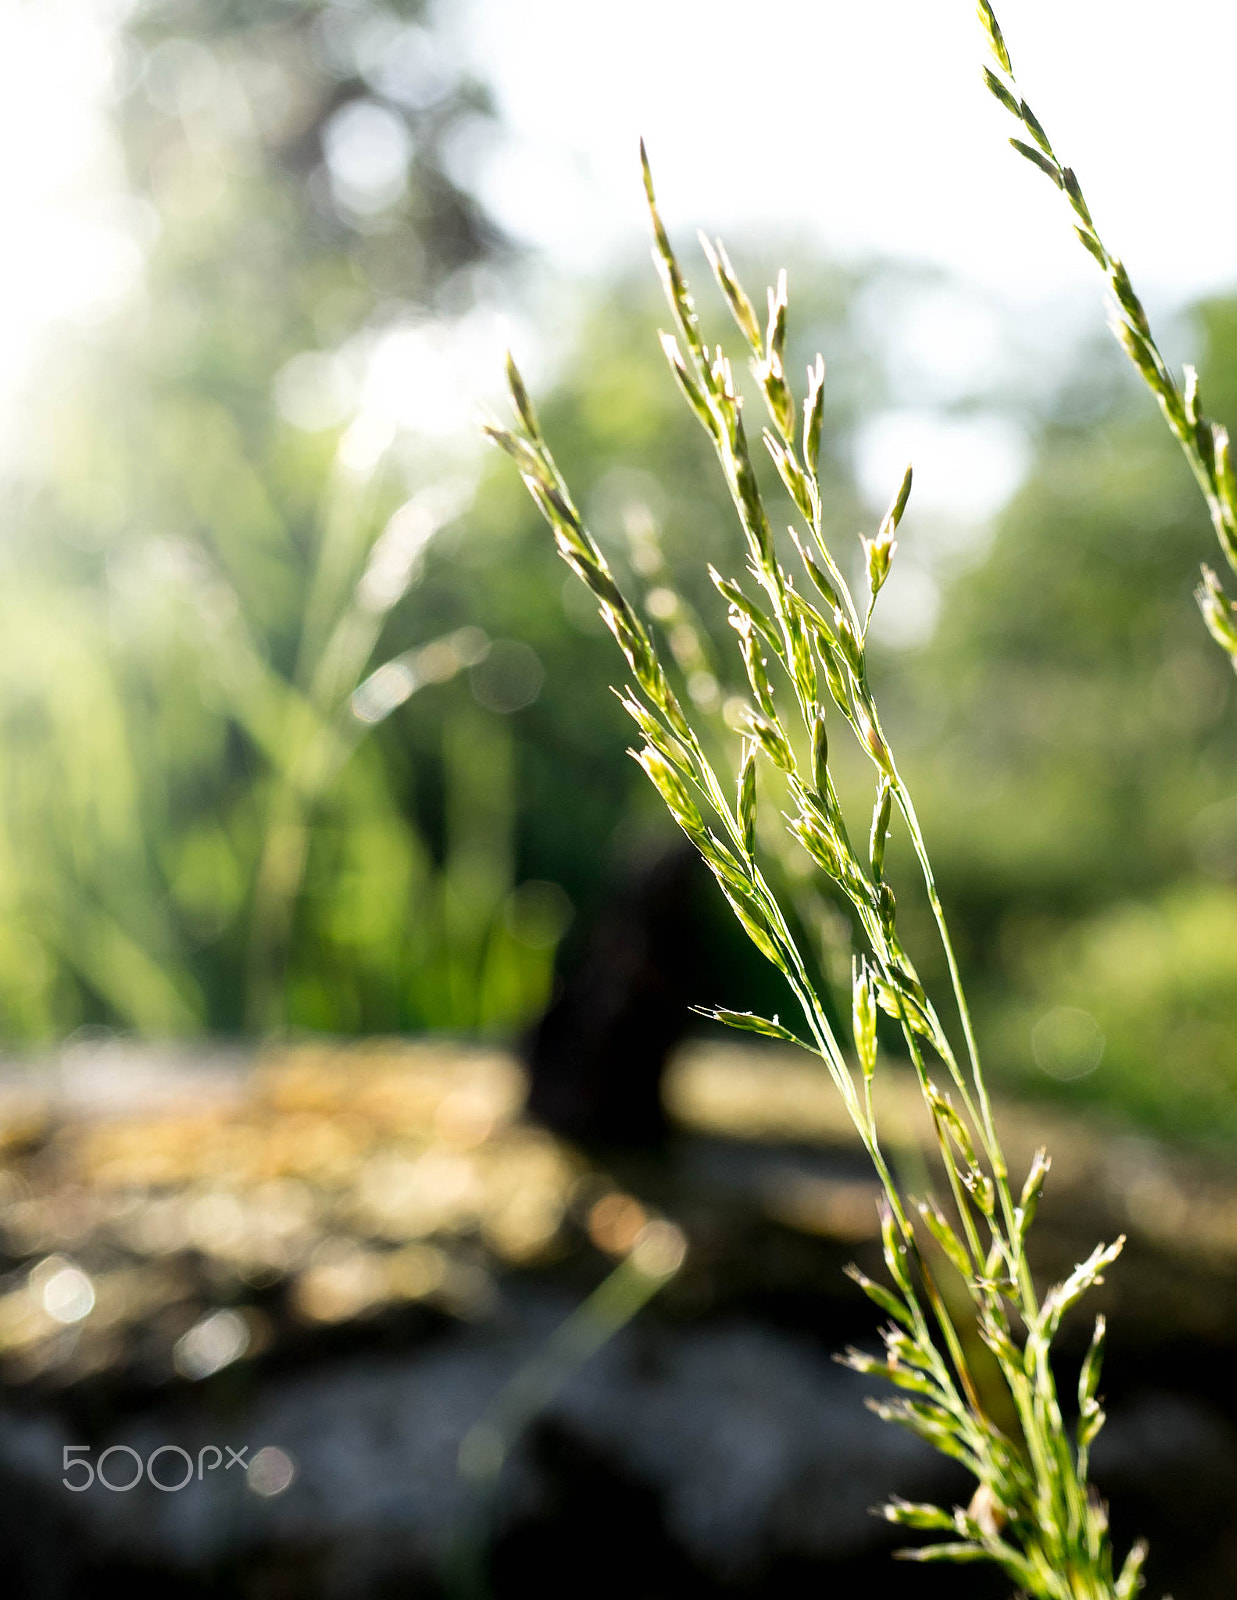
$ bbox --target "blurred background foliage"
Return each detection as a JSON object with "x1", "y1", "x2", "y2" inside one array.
[
  {"x1": 2, "y1": 0, "x2": 1237, "y2": 1146},
  {"x1": 903, "y1": 295, "x2": 1237, "y2": 1140}
]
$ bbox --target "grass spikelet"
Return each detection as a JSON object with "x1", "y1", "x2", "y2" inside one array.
[
  {"x1": 980, "y1": 0, "x2": 1237, "y2": 672},
  {"x1": 493, "y1": 134, "x2": 1154, "y2": 1600}
]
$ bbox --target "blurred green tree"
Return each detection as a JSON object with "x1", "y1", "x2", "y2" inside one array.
[{"x1": 902, "y1": 297, "x2": 1237, "y2": 1138}]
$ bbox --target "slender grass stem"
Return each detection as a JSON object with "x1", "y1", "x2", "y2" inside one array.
[{"x1": 492, "y1": 138, "x2": 1143, "y2": 1595}]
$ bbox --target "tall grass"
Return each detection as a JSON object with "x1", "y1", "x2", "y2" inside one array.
[
  {"x1": 0, "y1": 433, "x2": 561, "y2": 1041},
  {"x1": 480, "y1": 2, "x2": 1237, "y2": 1582}
]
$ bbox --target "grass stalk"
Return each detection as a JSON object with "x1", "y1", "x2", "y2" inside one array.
[
  {"x1": 490, "y1": 139, "x2": 1147, "y2": 1594},
  {"x1": 976, "y1": 0, "x2": 1237, "y2": 671}
]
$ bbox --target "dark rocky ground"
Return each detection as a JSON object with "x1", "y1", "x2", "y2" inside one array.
[{"x1": 1, "y1": 1037, "x2": 1236, "y2": 1599}]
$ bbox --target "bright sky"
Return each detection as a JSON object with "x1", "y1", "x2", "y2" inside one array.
[
  {"x1": 454, "y1": 0, "x2": 1237, "y2": 304},
  {"x1": 3, "y1": 0, "x2": 1235, "y2": 569},
  {"x1": 0, "y1": 2, "x2": 137, "y2": 453},
  {"x1": 444, "y1": 0, "x2": 1237, "y2": 623}
]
